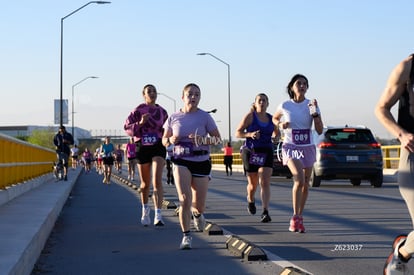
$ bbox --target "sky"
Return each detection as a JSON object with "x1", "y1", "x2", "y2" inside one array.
[{"x1": 1, "y1": 0, "x2": 413, "y2": 140}]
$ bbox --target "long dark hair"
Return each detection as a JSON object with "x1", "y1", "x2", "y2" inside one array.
[{"x1": 286, "y1": 74, "x2": 309, "y2": 99}]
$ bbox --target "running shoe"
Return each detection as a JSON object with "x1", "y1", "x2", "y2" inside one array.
[
  {"x1": 193, "y1": 213, "x2": 206, "y2": 232},
  {"x1": 141, "y1": 207, "x2": 151, "y2": 226},
  {"x1": 180, "y1": 235, "x2": 192, "y2": 250},
  {"x1": 154, "y1": 212, "x2": 165, "y2": 226},
  {"x1": 247, "y1": 202, "x2": 256, "y2": 215},
  {"x1": 297, "y1": 215, "x2": 306, "y2": 233},
  {"x1": 384, "y1": 235, "x2": 409, "y2": 275},
  {"x1": 260, "y1": 210, "x2": 272, "y2": 223},
  {"x1": 289, "y1": 215, "x2": 299, "y2": 232}
]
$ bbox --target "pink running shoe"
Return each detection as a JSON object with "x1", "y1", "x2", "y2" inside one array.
[
  {"x1": 289, "y1": 215, "x2": 299, "y2": 232},
  {"x1": 297, "y1": 215, "x2": 306, "y2": 233}
]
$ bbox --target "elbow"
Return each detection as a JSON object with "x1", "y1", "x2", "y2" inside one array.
[{"x1": 374, "y1": 105, "x2": 383, "y2": 119}]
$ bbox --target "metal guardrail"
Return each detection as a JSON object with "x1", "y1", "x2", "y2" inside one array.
[
  {"x1": 0, "y1": 133, "x2": 55, "y2": 189},
  {"x1": 381, "y1": 144, "x2": 401, "y2": 169}
]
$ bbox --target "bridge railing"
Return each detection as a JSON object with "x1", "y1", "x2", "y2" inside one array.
[
  {"x1": 211, "y1": 145, "x2": 401, "y2": 169},
  {"x1": 381, "y1": 144, "x2": 401, "y2": 169},
  {"x1": 0, "y1": 139, "x2": 401, "y2": 190},
  {"x1": 0, "y1": 133, "x2": 55, "y2": 189}
]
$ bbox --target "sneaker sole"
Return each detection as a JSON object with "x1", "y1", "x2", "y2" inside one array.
[
  {"x1": 141, "y1": 218, "x2": 151, "y2": 226},
  {"x1": 154, "y1": 221, "x2": 165, "y2": 226},
  {"x1": 261, "y1": 216, "x2": 272, "y2": 223},
  {"x1": 247, "y1": 207, "x2": 256, "y2": 215}
]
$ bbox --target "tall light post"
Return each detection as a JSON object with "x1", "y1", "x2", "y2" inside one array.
[
  {"x1": 72, "y1": 76, "x2": 98, "y2": 139},
  {"x1": 59, "y1": 1, "x2": 111, "y2": 127},
  {"x1": 197, "y1": 53, "x2": 231, "y2": 142},
  {"x1": 158, "y1": 92, "x2": 177, "y2": 112}
]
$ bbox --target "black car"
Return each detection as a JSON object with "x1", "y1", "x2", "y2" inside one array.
[
  {"x1": 272, "y1": 141, "x2": 292, "y2": 178},
  {"x1": 310, "y1": 126, "x2": 383, "y2": 187}
]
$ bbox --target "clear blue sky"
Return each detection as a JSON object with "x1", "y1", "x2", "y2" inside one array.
[{"x1": 1, "y1": 0, "x2": 413, "y2": 140}]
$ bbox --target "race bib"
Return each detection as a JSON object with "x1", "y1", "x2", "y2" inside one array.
[
  {"x1": 142, "y1": 133, "x2": 158, "y2": 146},
  {"x1": 249, "y1": 152, "x2": 266, "y2": 166},
  {"x1": 173, "y1": 142, "x2": 193, "y2": 158},
  {"x1": 292, "y1": 129, "x2": 311, "y2": 145},
  {"x1": 128, "y1": 150, "x2": 136, "y2": 158}
]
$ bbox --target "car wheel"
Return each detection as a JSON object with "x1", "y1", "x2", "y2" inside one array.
[
  {"x1": 370, "y1": 172, "x2": 383, "y2": 188},
  {"x1": 350, "y1": 179, "x2": 361, "y2": 186},
  {"x1": 310, "y1": 169, "x2": 321, "y2": 187}
]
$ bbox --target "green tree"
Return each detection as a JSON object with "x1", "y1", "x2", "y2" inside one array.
[{"x1": 27, "y1": 127, "x2": 56, "y2": 150}]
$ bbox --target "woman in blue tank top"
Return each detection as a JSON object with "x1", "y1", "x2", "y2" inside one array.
[{"x1": 235, "y1": 93, "x2": 276, "y2": 223}]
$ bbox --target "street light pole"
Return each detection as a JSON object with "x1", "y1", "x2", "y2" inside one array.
[
  {"x1": 72, "y1": 76, "x2": 98, "y2": 139},
  {"x1": 158, "y1": 92, "x2": 177, "y2": 112},
  {"x1": 197, "y1": 53, "x2": 231, "y2": 142},
  {"x1": 59, "y1": 1, "x2": 111, "y2": 127}
]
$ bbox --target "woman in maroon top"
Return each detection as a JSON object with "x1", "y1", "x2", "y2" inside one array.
[{"x1": 124, "y1": 84, "x2": 168, "y2": 227}]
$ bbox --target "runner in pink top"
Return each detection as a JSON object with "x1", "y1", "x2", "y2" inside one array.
[
  {"x1": 125, "y1": 137, "x2": 137, "y2": 181},
  {"x1": 124, "y1": 84, "x2": 168, "y2": 227}
]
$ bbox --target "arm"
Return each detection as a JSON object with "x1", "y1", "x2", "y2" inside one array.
[
  {"x1": 67, "y1": 133, "x2": 74, "y2": 146},
  {"x1": 162, "y1": 128, "x2": 173, "y2": 147},
  {"x1": 235, "y1": 112, "x2": 254, "y2": 139},
  {"x1": 272, "y1": 110, "x2": 289, "y2": 130},
  {"x1": 53, "y1": 134, "x2": 59, "y2": 147},
  {"x1": 311, "y1": 100, "x2": 324, "y2": 135},
  {"x1": 124, "y1": 109, "x2": 145, "y2": 138},
  {"x1": 375, "y1": 55, "x2": 414, "y2": 152}
]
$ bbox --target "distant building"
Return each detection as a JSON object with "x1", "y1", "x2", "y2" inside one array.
[{"x1": 0, "y1": 125, "x2": 92, "y2": 144}]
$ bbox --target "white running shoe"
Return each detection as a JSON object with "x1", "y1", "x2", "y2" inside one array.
[
  {"x1": 141, "y1": 207, "x2": 150, "y2": 226},
  {"x1": 180, "y1": 235, "x2": 192, "y2": 250},
  {"x1": 193, "y1": 213, "x2": 206, "y2": 232},
  {"x1": 154, "y1": 212, "x2": 165, "y2": 226},
  {"x1": 384, "y1": 235, "x2": 409, "y2": 275}
]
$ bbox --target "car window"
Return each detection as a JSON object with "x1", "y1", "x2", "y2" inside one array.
[{"x1": 325, "y1": 129, "x2": 374, "y2": 143}]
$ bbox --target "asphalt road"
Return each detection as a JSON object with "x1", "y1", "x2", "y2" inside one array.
[{"x1": 31, "y1": 167, "x2": 412, "y2": 275}]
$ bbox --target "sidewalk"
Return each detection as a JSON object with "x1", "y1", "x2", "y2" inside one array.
[{"x1": 0, "y1": 169, "x2": 82, "y2": 275}]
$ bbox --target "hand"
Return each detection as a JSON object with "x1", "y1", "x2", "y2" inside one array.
[
  {"x1": 169, "y1": 135, "x2": 178, "y2": 145},
  {"x1": 140, "y1": 113, "x2": 150, "y2": 125},
  {"x1": 400, "y1": 132, "x2": 414, "y2": 153},
  {"x1": 251, "y1": 130, "x2": 260, "y2": 140},
  {"x1": 279, "y1": 121, "x2": 290, "y2": 129}
]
